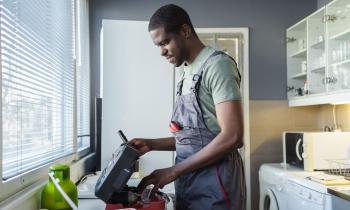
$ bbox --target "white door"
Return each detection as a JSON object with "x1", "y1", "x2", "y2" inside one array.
[
  {"x1": 198, "y1": 28, "x2": 251, "y2": 210},
  {"x1": 100, "y1": 20, "x2": 174, "y2": 177}
]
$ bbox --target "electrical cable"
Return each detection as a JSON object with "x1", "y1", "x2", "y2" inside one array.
[{"x1": 333, "y1": 104, "x2": 337, "y2": 127}]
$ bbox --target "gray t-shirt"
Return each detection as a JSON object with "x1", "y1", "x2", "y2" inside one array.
[{"x1": 181, "y1": 46, "x2": 241, "y2": 134}]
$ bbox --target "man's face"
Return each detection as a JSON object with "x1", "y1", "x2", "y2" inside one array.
[{"x1": 149, "y1": 26, "x2": 187, "y2": 67}]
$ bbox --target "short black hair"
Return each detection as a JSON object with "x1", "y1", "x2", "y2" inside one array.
[{"x1": 148, "y1": 4, "x2": 197, "y2": 36}]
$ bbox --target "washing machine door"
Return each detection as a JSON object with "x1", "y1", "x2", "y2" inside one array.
[{"x1": 261, "y1": 189, "x2": 279, "y2": 210}]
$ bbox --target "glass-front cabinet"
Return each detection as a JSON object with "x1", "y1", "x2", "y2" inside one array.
[
  {"x1": 287, "y1": 19, "x2": 307, "y2": 98},
  {"x1": 286, "y1": 0, "x2": 350, "y2": 106},
  {"x1": 326, "y1": 0, "x2": 350, "y2": 92}
]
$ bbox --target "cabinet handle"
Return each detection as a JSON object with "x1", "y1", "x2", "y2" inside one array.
[
  {"x1": 324, "y1": 14, "x2": 337, "y2": 22},
  {"x1": 325, "y1": 77, "x2": 338, "y2": 84},
  {"x1": 287, "y1": 86, "x2": 295, "y2": 92},
  {"x1": 286, "y1": 37, "x2": 296, "y2": 43},
  {"x1": 329, "y1": 77, "x2": 338, "y2": 84}
]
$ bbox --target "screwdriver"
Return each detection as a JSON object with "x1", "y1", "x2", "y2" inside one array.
[{"x1": 118, "y1": 130, "x2": 128, "y2": 144}]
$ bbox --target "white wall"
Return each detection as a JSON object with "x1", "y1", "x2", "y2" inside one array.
[{"x1": 101, "y1": 20, "x2": 174, "y2": 177}]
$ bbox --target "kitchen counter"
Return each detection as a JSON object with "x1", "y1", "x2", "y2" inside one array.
[
  {"x1": 327, "y1": 186, "x2": 350, "y2": 201},
  {"x1": 77, "y1": 173, "x2": 175, "y2": 210}
]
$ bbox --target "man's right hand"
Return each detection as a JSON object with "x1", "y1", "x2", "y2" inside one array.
[{"x1": 128, "y1": 138, "x2": 153, "y2": 156}]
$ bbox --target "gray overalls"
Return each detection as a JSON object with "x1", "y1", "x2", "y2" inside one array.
[{"x1": 171, "y1": 51, "x2": 246, "y2": 210}]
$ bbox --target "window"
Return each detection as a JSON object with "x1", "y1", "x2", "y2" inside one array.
[
  {"x1": 0, "y1": 0, "x2": 90, "y2": 182},
  {"x1": 76, "y1": 0, "x2": 90, "y2": 152}
]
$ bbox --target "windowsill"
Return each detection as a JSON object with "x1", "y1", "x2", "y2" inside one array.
[{"x1": 0, "y1": 153, "x2": 96, "y2": 210}]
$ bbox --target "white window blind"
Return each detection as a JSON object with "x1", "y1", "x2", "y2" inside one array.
[
  {"x1": 77, "y1": 0, "x2": 90, "y2": 151},
  {"x1": 1, "y1": 0, "x2": 75, "y2": 180}
]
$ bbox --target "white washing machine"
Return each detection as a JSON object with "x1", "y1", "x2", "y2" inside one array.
[
  {"x1": 285, "y1": 172, "x2": 350, "y2": 210},
  {"x1": 259, "y1": 163, "x2": 301, "y2": 210},
  {"x1": 259, "y1": 163, "x2": 350, "y2": 210}
]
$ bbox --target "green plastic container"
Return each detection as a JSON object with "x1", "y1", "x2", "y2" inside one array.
[{"x1": 41, "y1": 164, "x2": 78, "y2": 210}]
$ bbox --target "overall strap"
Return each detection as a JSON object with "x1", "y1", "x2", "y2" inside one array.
[
  {"x1": 177, "y1": 50, "x2": 241, "y2": 95},
  {"x1": 176, "y1": 71, "x2": 185, "y2": 96}
]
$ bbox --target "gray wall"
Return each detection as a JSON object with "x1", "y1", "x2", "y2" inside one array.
[
  {"x1": 318, "y1": 0, "x2": 334, "y2": 8},
  {"x1": 90, "y1": 0, "x2": 317, "y2": 101}
]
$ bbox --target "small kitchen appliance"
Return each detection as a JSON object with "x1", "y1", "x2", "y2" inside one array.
[
  {"x1": 95, "y1": 130, "x2": 167, "y2": 210},
  {"x1": 283, "y1": 131, "x2": 350, "y2": 171}
]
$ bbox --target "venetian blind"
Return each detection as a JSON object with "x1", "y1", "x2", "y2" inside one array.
[
  {"x1": 1, "y1": 0, "x2": 75, "y2": 179},
  {"x1": 76, "y1": 0, "x2": 90, "y2": 151}
]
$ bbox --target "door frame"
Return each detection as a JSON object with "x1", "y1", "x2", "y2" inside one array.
[{"x1": 196, "y1": 28, "x2": 251, "y2": 210}]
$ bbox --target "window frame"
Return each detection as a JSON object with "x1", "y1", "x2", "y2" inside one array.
[{"x1": 0, "y1": 0, "x2": 91, "y2": 202}]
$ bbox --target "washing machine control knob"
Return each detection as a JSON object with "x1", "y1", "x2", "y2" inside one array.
[{"x1": 277, "y1": 185, "x2": 283, "y2": 191}]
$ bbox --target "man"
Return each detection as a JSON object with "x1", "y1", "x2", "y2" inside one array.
[{"x1": 129, "y1": 4, "x2": 246, "y2": 210}]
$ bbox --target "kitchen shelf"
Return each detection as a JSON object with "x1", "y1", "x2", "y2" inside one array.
[
  {"x1": 310, "y1": 66, "x2": 325, "y2": 73},
  {"x1": 290, "y1": 49, "x2": 307, "y2": 58},
  {"x1": 330, "y1": 28, "x2": 350, "y2": 41},
  {"x1": 310, "y1": 40, "x2": 325, "y2": 49},
  {"x1": 290, "y1": 72, "x2": 307, "y2": 79},
  {"x1": 330, "y1": 59, "x2": 350, "y2": 67}
]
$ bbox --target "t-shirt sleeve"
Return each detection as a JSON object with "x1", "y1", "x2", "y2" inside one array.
[{"x1": 204, "y1": 57, "x2": 241, "y2": 104}]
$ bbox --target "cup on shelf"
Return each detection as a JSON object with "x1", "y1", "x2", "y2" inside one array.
[
  {"x1": 344, "y1": 40, "x2": 350, "y2": 60},
  {"x1": 318, "y1": 35, "x2": 324, "y2": 42},
  {"x1": 319, "y1": 53, "x2": 325, "y2": 67}
]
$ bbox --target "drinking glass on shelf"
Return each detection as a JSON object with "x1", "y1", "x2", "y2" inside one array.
[
  {"x1": 343, "y1": 41, "x2": 348, "y2": 60},
  {"x1": 343, "y1": 72, "x2": 349, "y2": 89},
  {"x1": 298, "y1": 39, "x2": 306, "y2": 50},
  {"x1": 332, "y1": 50, "x2": 338, "y2": 63},
  {"x1": 338, "y1": 43, "x2": 344, "y2": 62},
  {"x1": 347, "y1": 40, "x2": 350, "y2": 60}
]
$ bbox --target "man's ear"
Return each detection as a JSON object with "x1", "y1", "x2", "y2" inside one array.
[{"x1": 180, "y1": 24, "x2": 192, "y2": 39}]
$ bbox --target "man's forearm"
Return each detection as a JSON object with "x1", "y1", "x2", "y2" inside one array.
[{"x1": 149, "y1": 137, "x2": 176, "y2": 151}]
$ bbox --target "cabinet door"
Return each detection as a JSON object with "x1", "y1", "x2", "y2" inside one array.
[
  {"x1": 287, "y1": 19, "x2": 307, "y2": 98},
  {"x1": 326, "y1": 0, "x2": 350, "y2": 92},
  {"x1": 308, "y1": 8, "x2": 326, "y2": 95},
  {"x1": 101, "y1": 20, "x2": 174, "y2": 176}
]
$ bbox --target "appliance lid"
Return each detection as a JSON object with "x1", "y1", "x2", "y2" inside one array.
[{"x1": 95, "y1": 142, "x2": 139, "y2": 202}]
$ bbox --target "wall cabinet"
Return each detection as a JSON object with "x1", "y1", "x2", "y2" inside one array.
[{"x1": 287, "y1": 0, "x2": 350, "y2": 106}]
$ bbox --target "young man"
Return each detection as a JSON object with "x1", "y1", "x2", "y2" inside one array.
[{"x1": 129, "y1": 4, "x2": 246, "y2": 210}]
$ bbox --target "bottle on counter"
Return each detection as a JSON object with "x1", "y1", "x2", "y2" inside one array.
[{"x1": 41, "y1": 164, "x2": 78, "y2": 210}]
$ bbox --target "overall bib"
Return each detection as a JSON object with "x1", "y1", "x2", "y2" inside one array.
[{"x1": 171, "y1": 51, "x2": 246, "y2": 210}]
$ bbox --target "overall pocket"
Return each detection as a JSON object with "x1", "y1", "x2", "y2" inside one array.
[{"x1": 175, "y1": 128, "x2": 203, "y2": 159}]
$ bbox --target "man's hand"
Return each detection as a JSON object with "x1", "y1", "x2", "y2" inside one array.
[
  {"x1": 137, "y1": 167, "x2": 178, "y2": 197},
  {"x1": 128, "y1": 138, "x2": 153, "y2": 156}
]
